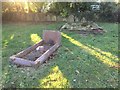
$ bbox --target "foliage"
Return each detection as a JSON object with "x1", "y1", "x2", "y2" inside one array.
[
  {"x1": 47, "y1": 2, "x2": 70, "y2": 17},
  {"x1": 98, "y1": 2, "x2": 118, "y2": 22},
  {"x1": 47, "y1": 2, "x2": 91, "y2": 18},
  {"x1": 47, "y1": 2, "x2": 119, "y2": 22},
  {"x1": 2, "y1": 2, "x2": 45, "y2": 13}
]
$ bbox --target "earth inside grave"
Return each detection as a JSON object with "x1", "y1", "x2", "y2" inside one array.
[{"x1": 23, "y1": 40, "x2": 55, "y2": 61}]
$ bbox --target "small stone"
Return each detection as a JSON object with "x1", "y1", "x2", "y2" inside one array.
[
  {"x1": 21, "y1": 70, "x2": 24, "y2": 73},
  {"x1": 73, "y1": 79, "x2": 76, "y2": 82},
  {"x1": 75, "y1": 70, "x2": 80, "y2": 74},
  {"x1": 5, "y1": 73, "x2": 7, "y2": 75},
  {"x1": 8, "y1": 65, "x2": 11, "y2": 68},
  {"x1": 11, "y1": 82, "x2": 14, "y2": 84}
]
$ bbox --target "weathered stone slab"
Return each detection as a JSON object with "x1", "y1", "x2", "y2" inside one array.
[
  {"x1": 43, "y1": 30, "x2": 61, "y2": 45},
  {"x1": 67, "y1": 15, "x2": 74, "y2": 23},
  {"x1": 10, "y1": 31, "x2": 61, "y2": 67}
]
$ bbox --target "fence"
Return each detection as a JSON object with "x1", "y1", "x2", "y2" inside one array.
[
  {"x1": 2, "y1": 12, "x2": 119, "y2": 23},
  {"x1": 2, "y1": 13, "x2": 64, "y2": 22}
]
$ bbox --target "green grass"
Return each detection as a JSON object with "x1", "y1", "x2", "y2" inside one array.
[{"x1": 2, "y1": 22, "x2": 119, "y2": 88}]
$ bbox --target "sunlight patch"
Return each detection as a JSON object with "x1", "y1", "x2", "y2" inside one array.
[
  {"x1": 10, "y1": 34, "x2": 14, "y2": 40},
  {"x1": 3, "y1": 40, "x2": 8, "y2": 48},
  {"x1": 30, "y1": 34, "x2": 41, "y2": 44},
  {"x1": 87, "y1": 44, "x2": 119, "y2": 61},
  {"x1": 62, "y1": 32, "x2": 118, "y2": 67},
  {"x1": 39, "y1": 66, "x2": 70, "y2": 88}
]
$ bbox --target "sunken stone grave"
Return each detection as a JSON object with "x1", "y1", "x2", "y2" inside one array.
[
  {"x1": 10, "y1": 30, "x2": 61, "y2": 67},
  {"x1": 60, "y1": 17, "x2": 106, "y2": 35}
]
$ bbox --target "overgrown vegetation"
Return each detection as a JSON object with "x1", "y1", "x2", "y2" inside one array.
[
  {"x1": 2, "y1": 2, "x2": 120, "y2": 22},
  {"x1": 2, "y1": 22, "x2": 118, "y2": 88}
]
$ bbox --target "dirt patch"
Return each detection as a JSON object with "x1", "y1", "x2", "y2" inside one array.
[
  {"x1": 23, "y1": 46, "x2": 49, "y2": 61},
  {"x1": 23, "y1": 41, "x2": 54, "y2": 61},
  {"x1": 69, "y1": 28, "x2": 105, "y2": 36}
]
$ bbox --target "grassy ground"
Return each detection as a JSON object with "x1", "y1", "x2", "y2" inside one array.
[{"x1": 1, "y1": 22, "x2": 119, "y2": 88}]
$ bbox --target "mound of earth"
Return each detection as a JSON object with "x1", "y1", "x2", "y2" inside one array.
[{"x1": 23, "y1": 40, "x2": 55, "y2": 61}]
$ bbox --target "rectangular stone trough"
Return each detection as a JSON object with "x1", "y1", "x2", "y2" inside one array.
[{"x1": 10, "y1": 30, "x2": 61, "y2": 67}]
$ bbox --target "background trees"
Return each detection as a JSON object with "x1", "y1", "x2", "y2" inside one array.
[
  {"x1": 47, "y1": 2, "x2": 119, "y2": 22},
  {"x1": 2, "y1": 2, "x2": 45, "y2": 13},
  {"x1": 2, "y1": 2, "x2": 120, "y2": 22}
]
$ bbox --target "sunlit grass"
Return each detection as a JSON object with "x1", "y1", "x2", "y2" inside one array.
[
  {"x1": 87, "y1": 44, "x2": 119, "y2": 61},
  {"x1": 30, "y1": 34, "x2": 42, "y2": 44},
  {"x1": 3, "y1": 40, "x2": 9, "y2": 49},
  {"x1": 10, "y1": 34, "x2": 14, "y2": 40},
  {"x1": 2, "y1": 22, "x2": 118, "y2": 88},
  {"x1": 62, "y1": 32, "x2": 118, "y2": 67},
  {"x1": 39, "y1": 66, "x2": 70, "y2": 88}
]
